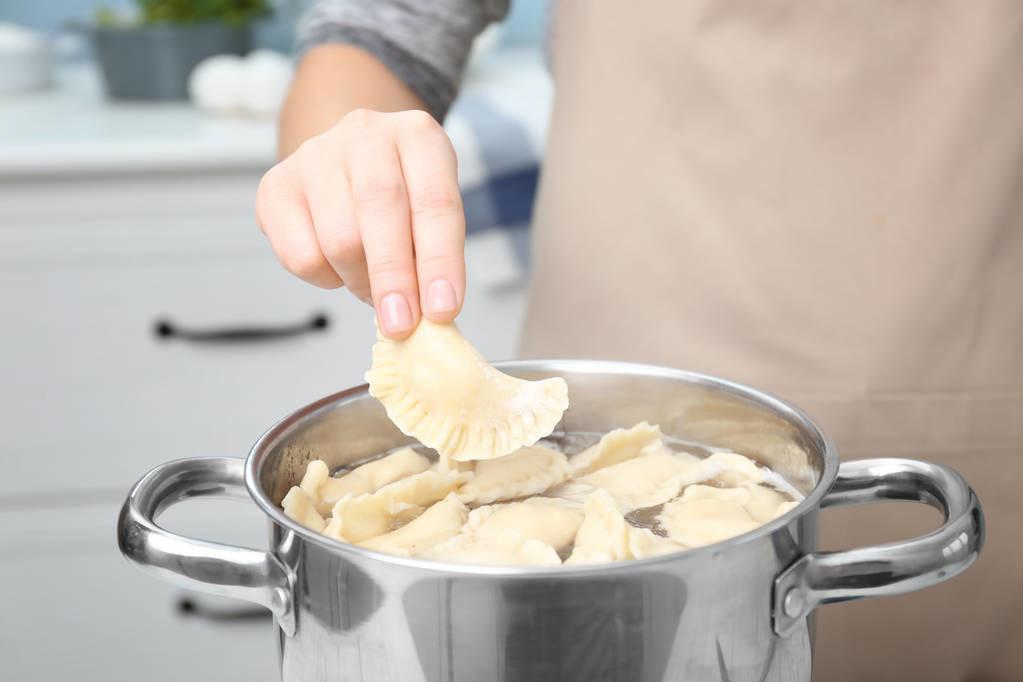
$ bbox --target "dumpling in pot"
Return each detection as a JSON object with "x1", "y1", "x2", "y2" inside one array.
[
  {"x1": 568, "y1": 421, "x2": 663, "y2": 476},
  {"x1": 359, "y1": 493, "x2": 468, "y2": 556},
  {"x1": 565, "y1": 489, "x2": 682, "y2": 564},
  {"x1": 299, "y1": 447, "x2": 430, "y2": 515},
  {"x1": 365, "y1": 319, "x2": 569, "y2": 464},
  {"x1": 743, "y1": 484, "x2": 799, "y2": 522},
  {"x1": 460, "y1": 497, "x2": 584, "y2": 552},
  {"x1": 324, "y1": 470, "x2": 461, "y2": 543},
  {"x1": 570, "y1": 452, "x2": 702, "y2": 511},
  {"x1": 702, "y1": 452, "x2": 765, "y2": 487},
  {"x1": 423, "y1": 529, "x2": 562, "y2": 566},
  {"x1": 281, "y1": 486, "x2": 326, "y2": 532},
  {"x1": 657, "y1": 485, "x2": 761, "y2": 548},
  {"x1": 458, "y1": 445, "x2": 571, "y2": 505}
]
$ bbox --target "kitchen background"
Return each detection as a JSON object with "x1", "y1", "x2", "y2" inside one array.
[{"x1": 0, "y1": 1, "x2": 550, "y2": 678}]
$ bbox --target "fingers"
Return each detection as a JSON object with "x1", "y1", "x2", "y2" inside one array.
[
  {"x1": 256, "y1": 162, "x2": 342, "y2": 289},
  {"x1": 257, "y1": 108, "x2": 468, "y2": 339},
  {"x1": 300, "y1": 148, "x2": 371, "y2": 302},
  {"x1": 346, "y1": 131, "x2": 420, "y2": 339},
  {"x1": 394, "y1": 111, "x2": 466, "y2": 323}
]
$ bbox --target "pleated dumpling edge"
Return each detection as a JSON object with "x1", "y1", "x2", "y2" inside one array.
[{"x1": 365, "y1": 319, "x2": 569, "y2": 463}]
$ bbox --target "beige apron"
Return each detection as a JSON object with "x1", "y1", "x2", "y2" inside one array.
[{"x1": 521, "y1": 1, "x2": 1023, "y2": 679}]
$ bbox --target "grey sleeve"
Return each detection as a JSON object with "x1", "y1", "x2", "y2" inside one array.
[{"x1": 298, "y1": 0, "x2": 510, "y2": 120}]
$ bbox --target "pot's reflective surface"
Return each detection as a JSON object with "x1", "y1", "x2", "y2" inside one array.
[
  {"x1": 270, "y1": 511, "x2": 815, "y2": 681},
  {"x1": 119, "y1": 361, "x2": 983, "y2": 682}
]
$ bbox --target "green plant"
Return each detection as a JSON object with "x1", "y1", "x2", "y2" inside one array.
[
  {"x1": 93, "y1": 7, "x2": 125, "y2": 28},
  {"x1": 137, "y1": 0, "x2": 271, "y2": 25}
]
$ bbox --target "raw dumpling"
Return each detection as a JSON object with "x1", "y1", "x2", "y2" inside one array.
[
  {"x1": 703, "y1": 452, "x2": 764, "y2": 487},
  {"x1": 565, "y1": 489, "x2": 682, "y2": 564},
  {"x1": 657, "y1": 485, "x2": 761, "y2": 548},
  {"x1": 281, "y1": 486, "x2": 326, "y2": 532},
  {"x1": 359, "y1": 493, "x2": 468, "y2": 556},
  {"x1": 571, "y1": 451, "x2": 702, "y2": 511},
  {"x1": 423, "y1": 529, "x2": 562, "y2": 566},
  {"x1": 300, "y1": 447, "x2": 431, "y2": 514},
  {"x1": 324, "y1": 470, "x2": 461, "y2": 543},
  {"x1": 458, "y1": 445, "x2": 571, "y2": 505},
  {"x1": 744, "y1": 484, "x2": 799, "y2": 522},
  {"x1": 559, "y1": 449, "x2": 768, "y2": 512},
  {"x1": 365, "y1": 319, "x2": 569, "y2": 463},
  {"x1": 460, "y1": 497, "x2": 584, "y2": 552},
  {"x1": 568, "y1": 422, "x2": 663, "y2": 476}
]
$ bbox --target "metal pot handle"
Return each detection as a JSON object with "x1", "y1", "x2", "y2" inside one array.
[
  {"x1": 773, "y1": 458, "x2": 984, "y2": 637},
  {"x1": 117, "y1": 457, "x2": 296, "y2": 636}
]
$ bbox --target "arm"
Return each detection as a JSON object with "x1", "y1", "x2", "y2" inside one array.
[
  {"x1": 257, "y1": 1, "x2": 508, "y2": 339},
  {"x1": 278, "y1": 44, "x2": 426, "y2": 158}
]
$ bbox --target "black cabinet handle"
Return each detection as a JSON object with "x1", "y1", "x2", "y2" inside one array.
[
  {"x1": 154, "y1": 313, "x2": 329, "y2": 343},
  {"x1": 176, "y1": 596, "x2": 270, "y2": 622}
]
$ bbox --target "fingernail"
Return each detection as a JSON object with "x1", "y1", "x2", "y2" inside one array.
[
  {"x1": 425, "y1": 279, "x2": 458, "y2": 315},
  {"x1": 380, "y1": 292, "x2": 413, "y2": 335}
]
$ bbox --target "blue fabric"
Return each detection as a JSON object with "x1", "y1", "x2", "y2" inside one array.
[{"x1": 453, "y1": 89, "x2": 541, "y2": 255}]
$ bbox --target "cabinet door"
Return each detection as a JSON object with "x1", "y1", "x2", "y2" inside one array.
[
  {"x1": 0, "y1": 212, "x2": 526, "y2": 497},
  {"x1": 0, "y1": 498, "x2": 279, "y2": 682}
]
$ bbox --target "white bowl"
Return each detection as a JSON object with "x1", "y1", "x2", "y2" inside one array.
[{"x1": 0, "y1": 28, "x2": 53, "y2": 95}]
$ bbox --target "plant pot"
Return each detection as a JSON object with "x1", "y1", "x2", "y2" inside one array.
[{"x1": 91, "y1": 22, "x2": 250, "y2": 100}]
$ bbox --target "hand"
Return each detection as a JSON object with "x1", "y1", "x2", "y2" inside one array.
[{"x1": 256, "y1": 108, "x2": 465, "y2": 339}]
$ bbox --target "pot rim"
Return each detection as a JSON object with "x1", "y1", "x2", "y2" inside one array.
[{"x1": 244, "y1": 359, "x2": 838, "y2": 576}]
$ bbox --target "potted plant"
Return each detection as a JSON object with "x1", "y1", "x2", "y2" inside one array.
[{"x1": 91, "y1": 0, "x2": 270, "y2": 100}]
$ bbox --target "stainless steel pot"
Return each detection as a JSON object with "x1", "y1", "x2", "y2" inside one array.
[{"x1": 118, "y1": 361, "x2": 984, "y2": 681}]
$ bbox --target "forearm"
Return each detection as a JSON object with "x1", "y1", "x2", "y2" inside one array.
[{"x1": 278, "y1": 44, "x2": 427, "y2": 159}]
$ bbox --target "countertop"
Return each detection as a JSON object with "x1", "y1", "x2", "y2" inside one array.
[{"x1": 0, "y1": 48, "x2": 552, "y2": 182}]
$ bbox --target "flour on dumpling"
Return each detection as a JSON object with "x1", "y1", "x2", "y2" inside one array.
[
  {"x1": 300, "y1": 447, "x2": 430, "y2": 515},
  {"x1": 569, "y1": 421, "x2": 663, "y2": 476},
  {"x1": 324, "y1": 470, "x2": 461, "y2": 543},
  {"x1": 359, "y1": 493, "x2": 468, "y2": 556},
  {"x1": 458, "y1": 445, "x2": 571, "y2": 505},
  {"x1": 566, "y1": 489, "x2": 681, "y2": 564},
  {"x1": 365, "y1": 320, "x2": 568, "y2": 463}
]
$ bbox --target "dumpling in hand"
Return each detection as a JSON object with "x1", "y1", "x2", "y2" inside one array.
[
  {"x1": 458, "y1": 445, "x2": 571, "y2": 504},
  {"x1": 565, "y1": 489, "x2": 682, "y2": 565},
  {"x1": 423, "y1": 529, "x2": 562, "y2": 566},
  {"x1": 365, "y1": 319, "x2": 569, "y2": 463},
  {"x1": 281, "y1": 486, "x2": 326, "y2": 532},
  {"x1": 300, "y1": 447, "x2": 431, "y2": 515},
  {"x1": 461, "y1": 497, "x2": 584, "y2": 552},
  {"x1": 568, "y1": 422, "x2": 663, "y2": 476},
  {"x1": 657, "y1": 485, "x2": 761, "y2": 548},
  {"x1": 571, "y1": 452, "x2": 701, "y2": 511},
  {"x1": 324, "y1": 470, "x2": 461, "y2": 543},
  {"x1": 359, "y1": 493, "x2": 468, "y2": 556}
]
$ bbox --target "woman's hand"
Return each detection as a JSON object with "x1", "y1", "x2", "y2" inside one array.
[{"x1": 256, "y1": 108, "x2": 465, "y2": 340}]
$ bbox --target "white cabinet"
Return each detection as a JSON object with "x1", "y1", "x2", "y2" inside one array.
[
  {"x1": 0, "y1": 172, "x2": 527, "y2": 496},
  {"x1": 0, "y1": 168, "x2": 528, "y2": 680},
  {"x1": 0, "y1": 498, "x2": 279, "y2": 682}
]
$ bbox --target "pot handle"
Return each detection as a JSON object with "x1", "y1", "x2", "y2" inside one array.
[
  {"x1": 773, "y1": 458, "x2": 984, "y2": 637},
  {"x1": 117, "y1": 457, "x2": 296, "y2": 636}
]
